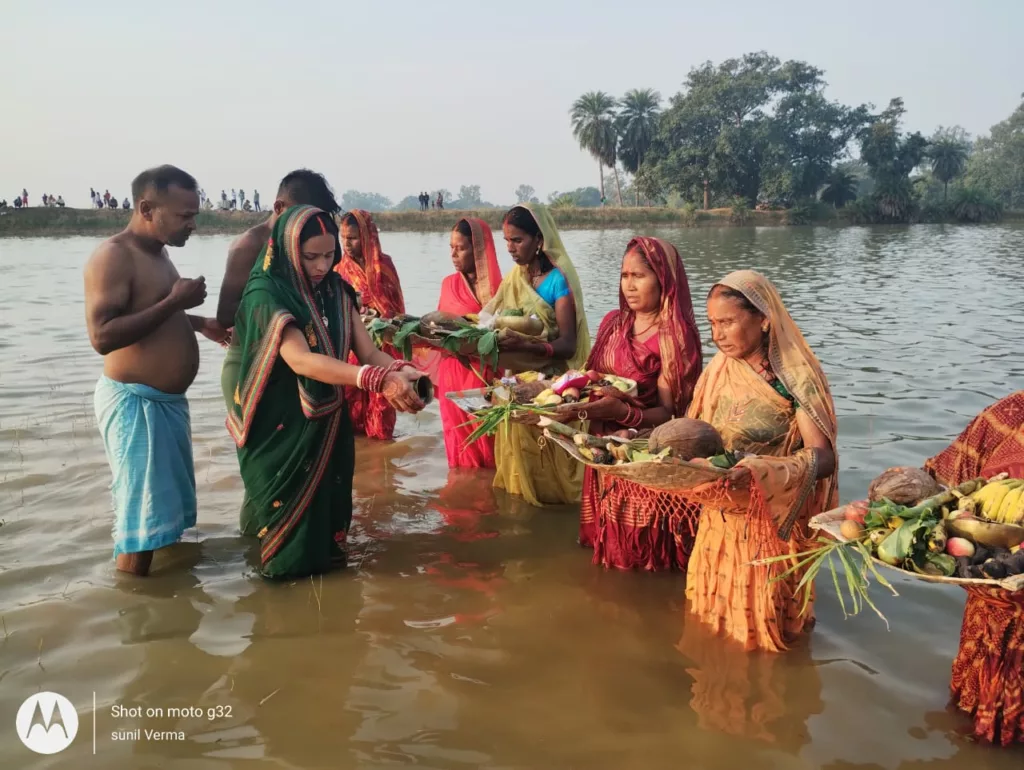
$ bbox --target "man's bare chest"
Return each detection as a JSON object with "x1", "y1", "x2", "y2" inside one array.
[{"x1": 129, "y1": 257, "x2": 181, "y2": 310}]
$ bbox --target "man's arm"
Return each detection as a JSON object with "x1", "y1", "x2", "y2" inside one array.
[
  {"x1": 216, "y1": 230, "x2": 264, "y2": 327},
  {"x1": 84, "y1": 245, "x2": 184, "y2": 355}
]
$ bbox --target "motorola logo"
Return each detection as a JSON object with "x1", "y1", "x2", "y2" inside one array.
[{"x1": 16, "y1": 692, "x2": 79, "y2": 754}]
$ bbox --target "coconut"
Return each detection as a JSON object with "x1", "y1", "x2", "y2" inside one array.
[
  {"x1": 648, "y1": 418, "x2": 724, "y2": 461},
  {"x1": 512, "y1": 380, "x2": 549, "y2": 404},
  {"x1": 867, "y1": 466, "x2": 941, "y2": 505},
  {"x1": 494, "y1": 315, "x2": 545, "y2": 336},
  {"x1": 419, "y1": 311, "x2": 464, "y2": 332}
]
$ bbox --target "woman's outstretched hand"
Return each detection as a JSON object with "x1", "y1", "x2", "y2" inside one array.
[{"x1": 382, "y1": 368, "x2": 426, "y2": 413}]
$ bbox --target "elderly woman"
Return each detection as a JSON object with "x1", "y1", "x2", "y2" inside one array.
[
  {"x1": 483, "y1": 203, "x2": 591, "y2": 506},
  {"x1": 685, "y1": 270, "x2": 838, "y2": 652},
  {"x1": 228, "y1": 205, "x2": 425, "y2": 579},
  {"x1": 568, "y1": 237, "x2": 703, "y2": 570}
]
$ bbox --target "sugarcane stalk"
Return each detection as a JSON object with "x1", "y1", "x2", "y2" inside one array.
[
  {"x1": 537, "y1": 416, "x2": 579, "y2": 437},
  {"x1": 898, "y1": 477, "x2": 986, "y2": 517}
]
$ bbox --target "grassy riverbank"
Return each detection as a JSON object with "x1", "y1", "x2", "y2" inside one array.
[{"x1": 2, "y1": 205, "x2": 1021, "y2": 237}]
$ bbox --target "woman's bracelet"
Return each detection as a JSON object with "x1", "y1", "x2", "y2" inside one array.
[
  {"x1": 541, "y1": 342, "x2": 554, "y2": 357},
  {"x1": 359, "y1": 365, "x2": 388, "y2": 393},
  {"x1": 620, "y1": 404, "x2": 644, "y2": 429},
  {"x1": 386, "y1": 360, "x2": 415, "y2": 373}
]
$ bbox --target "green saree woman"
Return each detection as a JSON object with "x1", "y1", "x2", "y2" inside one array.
[{"x1": 227, "y1": 205, "x2": 425, "y2": 578}]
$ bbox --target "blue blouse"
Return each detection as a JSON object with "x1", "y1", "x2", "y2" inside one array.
[{"x1": 536, "y1": 269, "x2": 571, "y2": 307}]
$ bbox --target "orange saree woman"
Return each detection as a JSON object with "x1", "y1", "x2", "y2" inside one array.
[
  {"x1": 923, "y1": 391, "x2": 1024, "y2": 746},
  {"x1": 572, "y1": 237, "x2": 703, "y2": 570},
  {"x1": 336, "y1": 209, "x2": 406, "y2": 440},
  {"x1": 685, "y1": 270, "x2": 838, "y2": 652},
  {"x1": 435, "y1": 218, "x2": 502, "y2": 468}
]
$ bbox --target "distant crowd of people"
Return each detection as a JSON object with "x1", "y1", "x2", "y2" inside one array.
[
  {"x1": 90, "y1": 188, "x2": 131, "y2": 210},
  {"x1": 418, "y1": 191, "x2": 445, "y2": 211},
  {"x1": 1, "y1": 189, "x2": 65, "y2": 209},
  {"x1": 212, "y1": 188, "x2": 261, "y2": 212}
]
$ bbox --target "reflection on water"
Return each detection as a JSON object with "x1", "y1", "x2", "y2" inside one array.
[{"x1": 1, "y1": 224, "x2": 1023, "y2": 768}]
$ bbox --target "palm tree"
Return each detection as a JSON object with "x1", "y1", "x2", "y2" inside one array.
[
  {"x1": 570, "y1": 91, "x2": 619, "y2": 205},
  {"x1": 820, "y1": 169, "x2": 858, "y2": 208},
  {"x1": 928, "y1": 137, "x2": 969, "y2": 202},
  {"x1": 617, "y1": 89, "x2": 662, "y2": 205}
]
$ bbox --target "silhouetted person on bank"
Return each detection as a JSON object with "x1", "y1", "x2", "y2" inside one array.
[
  {"x1": 253, "y1": 190, "x2": 261, "y2": 212},
  {"x1": 14, "y1": 197, "x2": 23, "y2": 209},
  {"x1": 123, "y1": 198, "x2": 130, "y2": 210},
  {"x1": 57, "y1": 195, "x2": 65, "y2": 208}
]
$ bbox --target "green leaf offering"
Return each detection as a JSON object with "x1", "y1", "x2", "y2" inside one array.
[
  {"x1": 392, "y1": 319, "x2": 422, "y2": 360},
  {"x1": 708, "y1": 451, "x2": 739, "y2": 469}
]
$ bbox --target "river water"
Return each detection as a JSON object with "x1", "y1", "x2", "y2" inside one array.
[{"x1": 1, "y1": 224, "x2": 1023, "y2": 769}]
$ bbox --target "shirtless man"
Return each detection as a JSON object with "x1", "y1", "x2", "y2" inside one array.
[
  {"x1": 84, "y1": 164, "x2": 228, "y2": 576},
  {"x1": 215, "y1": 168, "x2": 341, "y2": 536}
]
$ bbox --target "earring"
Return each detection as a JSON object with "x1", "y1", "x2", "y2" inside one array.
[{"x1": 761, "y1": 324, "x2": 769, "y2": 333}]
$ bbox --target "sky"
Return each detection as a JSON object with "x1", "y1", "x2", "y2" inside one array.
[{"x1": 2, "y1": 0, "x2": 1022, "y2": 208}]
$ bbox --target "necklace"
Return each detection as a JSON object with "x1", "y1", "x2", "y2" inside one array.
[
  {"x1": 315, "y1": 290, "x2": 329, "y2": 328},
  {"x1": 753, "y1": 349, "x2": 775, "y2": 383},
  {"x1": 633, "y1": 314, "x2": 660, "y2": 339}
]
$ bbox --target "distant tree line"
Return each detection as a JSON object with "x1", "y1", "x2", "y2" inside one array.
[{"x1": 569, "y1": 51, "x2": 1022, "y2": 223}]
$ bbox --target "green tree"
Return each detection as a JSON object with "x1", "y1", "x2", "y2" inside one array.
[
  {"x1": 857, "y1": 98, "x2": 929, "y2": 221},
  {"x1": 820, "y1": 168, "x2": 858, "y2": 208},
  {"x1": 965, "y1": 99, "x2": 1024, "y2": 208},
  {"x1": 392, "y1": 195, "x2": 421, "y2": 211},
  {"x1": 928, "y1": 126, "x2": 970, "y2": 202},
  {"x1": 546, "y1": 187, "x2": 602, "y2": 208},
  {"x1": 570, "y1": 91, "x2": 619, "y2": 204},
  {"x1": 458, "y1": 185, "x2": 482, "y2": 206},
  {"x1": 646, "y1": 52, "x2": 868, "y2": 209},
  {"x1": 617, "y1": 88, "x2": 661, "y2": 205},
  {"x1": 341, "y1": 190, "x2": 392, "y2": 212},
  {"x1": 514, "y1": 184, "x2": 537, "y2": 204}
]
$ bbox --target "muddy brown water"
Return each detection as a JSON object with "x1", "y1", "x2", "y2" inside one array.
[{"x1": 1, "y1": 224, "x2": 1023, "y2": 769}]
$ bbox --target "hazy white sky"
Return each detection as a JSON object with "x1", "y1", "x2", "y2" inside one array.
[{"x1": 2, "y1": 0, "x2": 1022, "y2": 207}]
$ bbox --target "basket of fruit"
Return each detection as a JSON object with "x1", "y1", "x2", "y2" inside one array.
[
  {"x1": 541, "y1": 417, "x2": 733, "y2": 489},
  {"x1": 445, "y1": 370, "x2": 638, "y2": 445},
  {"x1": 365, "y1": 311, "x2": 504, "y2": 366},
  {"x1": 505, "y1": 369, "x2": 638, "y2": 424},
  {"x1": 747, "y1": 471, "x2": 1024, "y2": 625},
  {"x1": 809, "y1": 471, "x2": 1024, "y2": 590}
]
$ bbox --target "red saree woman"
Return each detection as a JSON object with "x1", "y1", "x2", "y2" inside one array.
[
  {"x1": 335, "y1": 209, "x2": 406, "y2": 440},
  {"x1": 571, "y1": 237, "x2": 703, "y2": 570},
  {"x1": 436, "y1": 218, "x2": 502, "y2": 468}
]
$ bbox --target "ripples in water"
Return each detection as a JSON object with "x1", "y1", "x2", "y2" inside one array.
[{"x1": 0, "y1": 224, "x2": 1022, "y2": 767}]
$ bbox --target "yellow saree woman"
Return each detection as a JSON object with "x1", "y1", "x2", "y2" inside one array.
[
  {"x1": 485, "y1": 203, "x2": 591, "y2": 505},
  {"x1": 685, "y1": 270, "x2": 838, "y2": 652}
]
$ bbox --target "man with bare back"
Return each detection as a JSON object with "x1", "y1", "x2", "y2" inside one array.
[
  {"x1": 84, "y1": 165, "x2": 229, "y2": 576},
  {"x1": 214, "y1": 168, "x2": 342, "y2": 535}
]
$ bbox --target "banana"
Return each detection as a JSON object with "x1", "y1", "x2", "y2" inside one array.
[
  {"x1": 976, "y1": 481, "x2": 1012, "y2": 520},
  {"x1": 995, "y1": 487, "x2": 1024, "y2": 524},
  {"x1": 1007, "y1": 493, "x2": 1024, "y2": 526}
]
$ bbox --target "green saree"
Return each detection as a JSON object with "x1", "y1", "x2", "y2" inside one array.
[{"x1": 227, "y1": 205, "x2": 357, "y2": 579}]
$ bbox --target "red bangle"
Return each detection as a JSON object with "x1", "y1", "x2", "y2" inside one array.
[
  {"x1": 620, "y1": 405, "x2": 643, "y2": 428},
  {"x1": 541, "y1": 343, "x2": 554, "y2": 357},
  {"x1": 362, "y1": 366, "x2": 387, "y2": 393}
]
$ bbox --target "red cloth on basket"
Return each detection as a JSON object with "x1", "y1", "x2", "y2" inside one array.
[{"x1": 924, "y1": 390, "x2": 1024, "y2": 746}]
